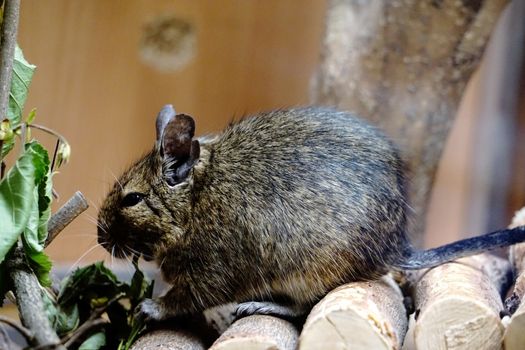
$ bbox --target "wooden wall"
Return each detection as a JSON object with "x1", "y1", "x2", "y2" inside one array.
[
  {"x1": 18, "y1": 0, "x2": 328, "y2": 262},
  {"x1": 15, "y1": 0, "x2": 522, "y2": 265}
]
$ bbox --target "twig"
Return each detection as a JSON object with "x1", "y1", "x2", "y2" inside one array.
[
  {"x1": 6, "y1": 192, "x2": 88, "y2": 349},
  {"x1": 61, "y1": 293, "x2": 124, "y2": 347},
  {"x1": 50, "y1": 138, "x2": 59, "y2": 172},
  {"x1": 0, "y1": 0, "x2": 20, "y2": 119},
  {"x1": 45, "y1": 191, "x2": 89, "y2": 246},
  {"x1": 63, "y1": 318, "x2": 107, "y2": 348},
  {"x1": 0, "y1": 315, "x2": 34, "y2": 343}
]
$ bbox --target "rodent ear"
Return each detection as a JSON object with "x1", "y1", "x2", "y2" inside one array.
[
  {"x1": 162, "y1": 114, "x2": 201, "y2": 186},
  {"x1": 162, "y1": 114, "x2": 195, "y2": 159},
  {"x1": 156, "y1": 104, "x2": 176, "y2": 144}
]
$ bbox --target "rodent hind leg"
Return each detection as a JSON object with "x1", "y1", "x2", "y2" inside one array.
[{"x1": 234, "y1": 301, "x2": 307, "y2": 321}]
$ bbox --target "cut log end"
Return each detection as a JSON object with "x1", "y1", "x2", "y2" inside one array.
[
  {"x1": 210, "y1": 315, "x2": 298, "y2": 350},
  {"x1": 129, "y1": 329, "x2": 206, "y2": 350},
  {"x1": 299, "y1": 276, "x2": 407, "y2": 350},
  {"x1": 412, "y1": 255, "x2": 508, "y2": 350}
]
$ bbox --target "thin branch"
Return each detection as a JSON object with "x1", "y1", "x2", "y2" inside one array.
[
  {"x1": 29, "y1": 123, "x2": 70, "y2": 147},
  {"x1": 50, "y1": 138, "x2": 59, "y2": 172},
  {"x1": 61, "y1": 293, "x2": 124, "y2": 347},
  {"x1": 0, "y1": 315, "x2": 34, "y2": 343},
  {"x1": 63, "y1": 318, "x2": 107, "y2": 348},
  {"x1": 45, "y1": 191, "x2": 89, "y2": 246},
  {"x1": 7, "y1": 242, "x2": 65, "y2": 349},
  {"x1": 0, "y1": 0, "x2": 20, "y2": 119},
  {"x1": 6, "y1": 192, "x2": 88, "y2": 349}
]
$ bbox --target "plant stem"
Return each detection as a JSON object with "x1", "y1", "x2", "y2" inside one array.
[
  {"x1": 50, "y1": 138, "x2": 59, "y2": 172},
  {"x1": 7, "y1": 192, "x2": 89, "y2": 349},
  {"x1": 6, "y1": 242, "x2": 65, "y2": 349},
  {"x1": 0, "y1": 0, "x2": 19, "y2": 119},
  {"x1": 62, "y1": 293, "x2": 124, "y2": 348},
  {"x1": 0, "y1": 315, "x2": 34, "y2": 343},
  {"x1": 45, "y1": 191, "x2": 89, "y2": 247},
  {"x1": 29, "y1": 123, "x2": 70, "y2": 147}
]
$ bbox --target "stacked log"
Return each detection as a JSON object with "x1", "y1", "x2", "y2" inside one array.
[
  {"x1": 504, "y1": 208, "x2": 525, "y2": 349},
  {"x1": 299, "y1": 276, "x2": 407, "y2": 350},
  {"x1": 410, "y1": 254, "x2": 510, "y2": 350}
]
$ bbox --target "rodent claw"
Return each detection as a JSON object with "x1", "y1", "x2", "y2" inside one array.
[
  {"x1": 134, "y1": 298, "x2": 165, "y2": 322},
  {"x1": 234, "y1": 301, "x2": 297, "y2": 320}
]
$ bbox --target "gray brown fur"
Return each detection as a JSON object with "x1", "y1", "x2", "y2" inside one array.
[{"x1": 97, "y1": 106, "x2": 525, "y2": 320}]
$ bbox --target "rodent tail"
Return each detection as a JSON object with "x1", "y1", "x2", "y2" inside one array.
[{"x1": 395, "y1": 225, "x2": 525, "y2": 270}]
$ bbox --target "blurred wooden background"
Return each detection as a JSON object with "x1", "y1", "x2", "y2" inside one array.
[{"x1": 15, "y1": 0, "x2": 524, "y2": 264}]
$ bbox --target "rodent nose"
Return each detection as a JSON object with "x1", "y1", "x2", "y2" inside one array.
[{"x1": 96, "y1": 221, "x2": 110, "y2": 247}]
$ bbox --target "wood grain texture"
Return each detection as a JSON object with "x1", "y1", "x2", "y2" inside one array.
[
  {"x1": 17, "y1": 0, "x2": 327, "y2": 262},
  {"x1": 411, "y1": 254, "x2": 509, "y2": 350},
  {"x1": 210, "y1": 315, "x2": 298, "y2": 350},
  {"x1": 129, "y1": 329, "x2": 206, "y2": 350},
  {"x1": 299, "y1": 276, "x2": 407, "y2": 350}
]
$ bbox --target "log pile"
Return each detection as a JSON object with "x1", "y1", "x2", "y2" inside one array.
[
  {"x1": 131, "y1": 210, "x2": 525, "y2": 350},
  {"x1": 129, "y1": 0, "x2": 524, "y2": 349}
]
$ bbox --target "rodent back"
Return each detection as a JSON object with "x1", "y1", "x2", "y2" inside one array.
[{"x1": 190, "y1": 107, "x2": 410, "y2": 283}]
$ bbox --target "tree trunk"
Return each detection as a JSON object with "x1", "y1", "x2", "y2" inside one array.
[{"x1": 311, "y1": 0, "x2": 507, "y2": 244}]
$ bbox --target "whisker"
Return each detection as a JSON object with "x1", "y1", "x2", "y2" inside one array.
[
  {"x1": 59, "y1": 233, "x2": 97, "y2": 239},
  {"x1": 86, "y1": 197, "x2": 101, "y2": 213},
  {"x1": 159, "y1": 255, "x2": 168, "y2": 270},
  {"x1": 67, "y1": 241, "x2": 102, "y2": 274},
  {"x1": 122, "y1": 253, "x2": 134, "y2": 279},
  {"x1": 125, "y1": 244, "x2": 154, "y2": 261},
  {"x1": 109, "y1": 169, "x2": 124, "y2": 191},
  {"x1": 111, "y1": 246, "x2": 115, "y2": 269}
]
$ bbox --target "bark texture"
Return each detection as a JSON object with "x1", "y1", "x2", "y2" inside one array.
[
  {"x1": 6, "y1": 244, "x2": 65, "y2": 349},
  {"x1": 0, "y1": 0, "x2": 20, "y2": 119},
  {"x1": 311, "y1": 0, "x2": 508, "y2": 242}
]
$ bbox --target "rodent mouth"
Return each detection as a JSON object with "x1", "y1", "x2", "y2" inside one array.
[{"x1": 102, "y1": 239, "x2": 155, "y2": 262}]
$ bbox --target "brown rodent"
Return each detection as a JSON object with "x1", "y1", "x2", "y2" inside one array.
[{"x1": 97, "y1": 105, "x2": 525, "y2": 321}]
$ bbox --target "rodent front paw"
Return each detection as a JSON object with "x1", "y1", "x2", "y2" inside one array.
[{"x1": 134, "y1": 298, "x2": 166, "y2": 322}]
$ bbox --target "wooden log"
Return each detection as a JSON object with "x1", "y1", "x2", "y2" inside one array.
[
  {"x1": 411, "y1": 253, "x2": 509, "y2": 350},
  {"x1": 503, "y1": 207, "x2": 525, "y2": 349},
  {"x1": 130, "y1": 329, "x2": 206, "y2": 350},
  {"x1": 311, "y1": 0, "x2": 507, "y2": 243},
  {"x1": 299, "y1": 275, "x2": 407, "y2": 350},
  {"x1": 210, "y1": 315, "x2": 298, "y2": 350}
]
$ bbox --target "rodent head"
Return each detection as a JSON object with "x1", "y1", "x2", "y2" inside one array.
[{"x1": 97, "y1": 105, "x2": 201, "y2": 262}]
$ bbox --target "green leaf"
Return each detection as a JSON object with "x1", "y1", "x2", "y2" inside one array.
[
  {"x1": 37, "y1": 169, "x2": 53, "y2": 244},
  {"x1": 8, "y1": 46, "x2": 35, "y2": 126},
  {"x1": 0, "y1": 142, "x2": 47, "y2": 263},
  {"x1": 1, "y1": 46, "x2": 36, "y2": 158},
  {"x1": 26, "y1": 248, "x2": 52, "y2": 287},
  {"x1": 21, "y1": 141, "x2": 50, "y2": 252},
  {"x1": 79, "y1": 331, "x2": 106, "y2": 350},
  {"x1": 42, "y1": 288, "x2": 80, "y2": 335},
  {"x1": 26, "y1": 108, "x2": 36, "y2": 124},
  {"x1": 58, "y1": 262, "x2": 126, "y2": 306}
]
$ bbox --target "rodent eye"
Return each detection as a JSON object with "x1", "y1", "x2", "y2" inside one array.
[{"x1": 121, "y1": 192, "x2": 144, "y2": 207}]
